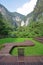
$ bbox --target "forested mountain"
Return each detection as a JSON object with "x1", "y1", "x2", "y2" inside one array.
[
  {"x1": 14, "y1": 0, "x2": 43, "y2": 38},
  {"x1": 0, "y1": 0, "x2": 43, "y2": 38},
  {"x1": 0, "y1": 4, "x2": 25, "y2": 27},
  {"x1": 26, "y1": 0, "x2": 43, "y2": 23},
  {"x1": 33, "y1": 0, "x2": 43, "y2": 22}
]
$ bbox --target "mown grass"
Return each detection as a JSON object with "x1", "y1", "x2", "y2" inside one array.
[
  {"x1": 0, "y1": 38, "x2": 26, "y2": 50},
  {"x1": 0, "y1": 38, "x2": 43, "y2": 56},
  {"x1": 0, "y1": 38, "x2": 26, "y2": 45},
  {"x1": 25, "y1": 38, "x2": 43, "y2": 56},
  {"x1": 10, "y1": 38, "x2": 43, "y2": 56}
]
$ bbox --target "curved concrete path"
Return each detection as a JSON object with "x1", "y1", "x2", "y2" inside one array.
[
  {"x1": 0, "y1": 40, "x2": 34, "y2": 56},
  {"x1": 0, "y1": 40, "x2": 43, "y2": 65}
]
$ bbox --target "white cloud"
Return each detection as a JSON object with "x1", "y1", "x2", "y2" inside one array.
[{"x1": 16, "y1": 0, "x2": 37, "y2": 15}]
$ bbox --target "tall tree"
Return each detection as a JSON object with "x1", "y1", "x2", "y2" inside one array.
[{"x1": 0, "y1": 13, "x2": 9, "y2": 38}]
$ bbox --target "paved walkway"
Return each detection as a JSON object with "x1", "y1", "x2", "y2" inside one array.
[
  {"x1": 35, "y1": 36, "x2": 43, "y2": 43},
  {"x1": 0, "y1": 56, "x2": 43, "y2": 65},
  {"x1": 0, "y1": 40, "x2": 34, "y2": 56},
  {"x1": 0, "y1": 56, "x2": 43, "y2": 62},
  {"x1": 0, "y1": 40, "x2": 43, "y2": 65}
]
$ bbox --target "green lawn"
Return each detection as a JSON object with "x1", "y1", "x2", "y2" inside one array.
[
  {"x1": 0, "y1": 38, "x2": 43, "y2": 56},
  {"x1": 0, "y1": 38, "x2": 28, "y2": 50},
  {"x1": 0, "y1": 38, "x2": 26, "y2": 50},
  {"x1": 10, "y1": 38, "x2": 43, "y2": 56},
  {"x1": 0, "y1": 38, "x2": 26, "y2": 45}
]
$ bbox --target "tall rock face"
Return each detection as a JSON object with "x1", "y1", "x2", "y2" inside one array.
[
  {"x1": 33, "y1": 0, "x2": 43, "y2": 21},
  {"x1": 25, "y1": 0, "x2": 43, "y2": 23},
  {"x1": 0, "y1": 4, "x2": 25, "y2": 27},
  {"x1": 25, "y1": 12, "x2": 33, "y2": 25}
]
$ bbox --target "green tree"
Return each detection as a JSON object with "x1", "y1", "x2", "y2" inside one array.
[{"x1": 0, "y1": 13, "x2": 10, "y2": 38}]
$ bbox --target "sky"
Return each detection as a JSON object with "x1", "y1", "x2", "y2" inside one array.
[{"x1": 0, "y1": 0, "x2": 37, "y2": 15}]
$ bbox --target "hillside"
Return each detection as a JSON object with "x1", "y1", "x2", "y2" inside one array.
[
  {"x1": 0, "y1": 4, "x2": 25, "y2": 27},
  {"x1": 13, "y1": 0, "x2": 43, "y2": 38},
  {"x1": 33, "y1": 0, "x2": 43, "y2": 22},
  {"x1": 0, "y1": 0, "x2": 43, "y2": 38}
]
